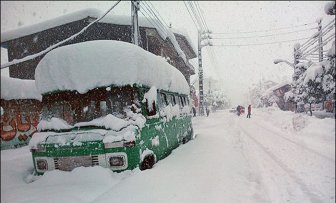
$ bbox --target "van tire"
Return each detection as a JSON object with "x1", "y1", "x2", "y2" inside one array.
[{"x1": 140, "y1": 155, "x2": 155, "y2": 170}]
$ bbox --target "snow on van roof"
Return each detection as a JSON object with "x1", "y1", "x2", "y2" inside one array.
[
  {"x1": 1, "y1": 8, "x2": 188, "y2": 63},
  {"x1": 35, "y1": 40, "x2": 190, "y2": 95},
  {"x1": 1, "y1": 75, "x2": 42, "y2": 101}
]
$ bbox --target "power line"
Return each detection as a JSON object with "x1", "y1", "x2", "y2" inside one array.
[
  {"x1": 300, "y1": 36, "x2": 319, "y2": 51},
  {"x1": 141, "y1": 2, "x2": 168, "y2": 31},
  {"x1": 194, "y1": 1, "x2": 209, "y2": 31},
  {"x1": 146, "y1": 2, "x2": 170, "y2": 28},
  {"x1": 211, "y1": 22, "x2": 316, "y2": 35},
  {"x1": 1, "y1": 1, "x2": 122, "y2": 69},
  {"x1": 139, "y1": 2, "x2": 188, "y2": 61},
  {"x1": 188, "y1": 1, "x2": 205, "y2": 31},
  {"x1": 300, "y1": 32, "x2": 319, "y2": 48},
  {"x1": 183, "y1": 1, "x2": 200, "y2": 30},
  {"x1": 320, "y1": 18, "x2": 336, "y2": 33},
  {"x1": 138, "y1": 4, "x2": 169, "y2": 39},
  {"x1": 211, "y1": 27, "x2": 317, "y2": 40},
  {"x1": 300, "y1": 19, "x2": 335, "y2": 49},
  {"x1": 300, "y1": 24, "x2": 335, "y2": 53},
  {"x1": 301, "y1": 34, "x2": 335, "y2": 58},
  {"x1": 211, "y1": 36, "x2": 311, "y2": 47}
]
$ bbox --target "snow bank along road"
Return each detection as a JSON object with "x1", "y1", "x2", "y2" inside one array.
[{"x1": 1, "y1": 109, "x2": 335, "y2": 203}]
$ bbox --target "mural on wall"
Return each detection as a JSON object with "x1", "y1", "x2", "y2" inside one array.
[{"x1": 1, "y1": 106, "x2": 40, "y2": 150}]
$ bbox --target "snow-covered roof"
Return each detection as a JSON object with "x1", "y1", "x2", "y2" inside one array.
[
  {"x1": 1, "y1": 75, "x2": 42, "y2": 101},
  {"x1": 171, "y1": 28, "x2": 197, "y2": 56},
  {"x1": 1, "y1": 8, "x2": 188, "y2": 64},
  {"x1": 35, "y1": 40, "x2": 190, "y2": 95},
  {"x1": 262, "y1": 81, "x2": 290, "y2": 97}
]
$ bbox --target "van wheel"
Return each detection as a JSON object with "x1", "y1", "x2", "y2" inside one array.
[{"x1": 140, "y1": 155, "x2": 155, "y2": 170}]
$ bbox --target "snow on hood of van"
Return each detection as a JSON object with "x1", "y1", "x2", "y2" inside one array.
[
  {"x1": 75, "y1": 113, "x2": 146, "y2": 132},
  {"x1": 1, "y1": 75, "x2": 42, "y2": 101},
  {"x1": 35, "y1": 40, "x2": 190, "y2": 95},
  {"x1": 30, "y1": 113, "x2": 145, "y2": 148},
  {"x1": 29, "y1": 129, "x2": 107, "y2": 148},
  {"x1": 38, "y1": 117, "x2": 73, "y2": 131}
]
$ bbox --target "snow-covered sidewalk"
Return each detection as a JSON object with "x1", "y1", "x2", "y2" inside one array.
[{"x1": 1, "y1": 108, "x2": 335, "y2": 203}]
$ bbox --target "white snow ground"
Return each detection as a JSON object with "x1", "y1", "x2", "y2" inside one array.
[{"x1": 1, "y1": 108, "x2": 335, "y2": 203}]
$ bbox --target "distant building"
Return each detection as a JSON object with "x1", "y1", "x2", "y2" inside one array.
[
  {"x1": 262, "y1": 82, "x2": 295, "y2": 111},
  {"x1": 1, "y1": 8, "x2": 196, "y2": 84},
  {"x1": 1, "y1": 76, "x2": 42, "y2": 149}
]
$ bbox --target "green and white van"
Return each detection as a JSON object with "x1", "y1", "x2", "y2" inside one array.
[{"x1": 30, "y1": 40, "x2": 194, "y2": 175}]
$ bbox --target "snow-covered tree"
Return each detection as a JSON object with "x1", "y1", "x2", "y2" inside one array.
[
  {"x1": 204, "y1": 90, "x2": 231, "y2": 111},
  {"x1": 292, "y1": 54, "x2": 335, "y2": 115},
  {"x1": 249, "y1": 80, "x2": 277, "y2": 108}
]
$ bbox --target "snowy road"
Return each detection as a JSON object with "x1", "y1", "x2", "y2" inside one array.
[
  {"x1": 237, "y1": 113, "x2": 335, "y2": 203},
  {"x1": 1, "y1": 108, "x2": 335, "y2": 203}
]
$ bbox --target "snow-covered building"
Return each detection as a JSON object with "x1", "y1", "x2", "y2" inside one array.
[
  {"x1": 1, "y1": 8, "x2": 196, "y2": 84},
  {"x1": 0, "y1": 75, "x2": 42, "y2": 149},
  {"x1": 261, "y1": 82, "x2": 295, "y2": 111}
]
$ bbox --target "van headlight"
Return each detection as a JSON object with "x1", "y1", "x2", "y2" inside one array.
[
  {"x1": 109, "y1": 156, "x2": 125, "y2": 166},
  {"x1": 106, "y1": 152, "x2": 128, "y2": 170},
  {"x1": 36, "y1": 159, "x2": 48, "y2": 171}
]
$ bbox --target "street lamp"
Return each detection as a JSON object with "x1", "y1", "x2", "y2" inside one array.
[
  {"x1": 273, "y1": 59, "x2": 294, "y2": 68},
  {"x1": 198, "y1": 30, "x2": 212, "y2": 116}
]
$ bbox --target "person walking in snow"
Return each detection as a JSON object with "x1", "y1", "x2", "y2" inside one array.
[
  {"x1": 206, "y1": 107, "x2": 210, "y2": 117},
  {"x1": 247, "y1": 105, "x2": 251, "y2": 118},
  {"x1": 192, "y1": 106, "x2": 196, "y2": 117},
  {"x1": 236, "y1": 105, "x2": 241, "y2": 116}
]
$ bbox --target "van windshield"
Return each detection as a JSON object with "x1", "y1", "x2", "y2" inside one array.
[{"x1": 41, "y1": 86, "x2": 140, "y2": 126}]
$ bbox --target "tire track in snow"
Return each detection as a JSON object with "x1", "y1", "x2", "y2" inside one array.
[
  {"x1": 239, "y1": 126, "x2": 323, "y2": 203},
  {"x1": 253, "y1": 121, "x2": 334, "y2": 163}
]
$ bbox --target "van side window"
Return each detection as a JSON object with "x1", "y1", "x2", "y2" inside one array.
[
  {"x1": 179, "y1": 96, "x2": 184, "y2": 107},
  {"x1": 176, "y1": 95, "x2": 181, "y2": 107},
  {"x1": 184, "y1": 97, "x2": 189, "y2": 105},
  {"x1": 159, "y1": 93, "x2": 168, "y2": 108},
  {"x1": 169, "y1": 95, "x2": 176, "y2": 106}
]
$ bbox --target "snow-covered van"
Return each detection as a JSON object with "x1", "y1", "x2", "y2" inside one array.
[{"x1": 30, "y1": 40, "x2": 193, "y2": 175}]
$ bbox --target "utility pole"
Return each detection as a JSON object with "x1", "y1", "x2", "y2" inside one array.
[
  {"x1": 317, "y1": 19, "x2": 323, "y2": 62},
  {"x1": 293, "y1": 44, "x2": 300, "y2": 66},
  {"x1": 198, "y1": 31, "x2": 204, "y2": 115},
  {"x1": 198, "y1": 30, "x2": 212, "y2": 115},
  {"x1": 131, "y1": 0, "x2": 141, "y2": 46}
]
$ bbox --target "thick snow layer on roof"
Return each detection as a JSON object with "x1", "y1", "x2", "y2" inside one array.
[
  {"x1": 35, "y1": 40, "x2": 189, "y2": 95},
  {"x1": 171, "y1": 28, "x2": 197, "y2": 56},
  {"x1": 0, "y1": 75, "x2": 42, "y2": 101},
  {"x1": 262, "y1": 81, "x2": 290, "y2": 97},
  {"x1": 1, "y1": 8, "x2": 187, "y2": 64}
]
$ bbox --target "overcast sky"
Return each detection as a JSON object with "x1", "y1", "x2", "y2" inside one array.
[{"x1": 1, "y1": 1, "x2": 334, "y2": 105}]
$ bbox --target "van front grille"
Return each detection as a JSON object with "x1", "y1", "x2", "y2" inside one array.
[
  {"x1": 92, "y1": 155, "x2": 99, "y2": 166},
  {"x1": 55, "y1": 156, "x2": 93, "y2": 171}
]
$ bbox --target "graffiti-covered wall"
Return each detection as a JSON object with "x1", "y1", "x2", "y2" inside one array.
[{"x1": 1, "y1": 99, "x2": 42, "y2": 150}]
